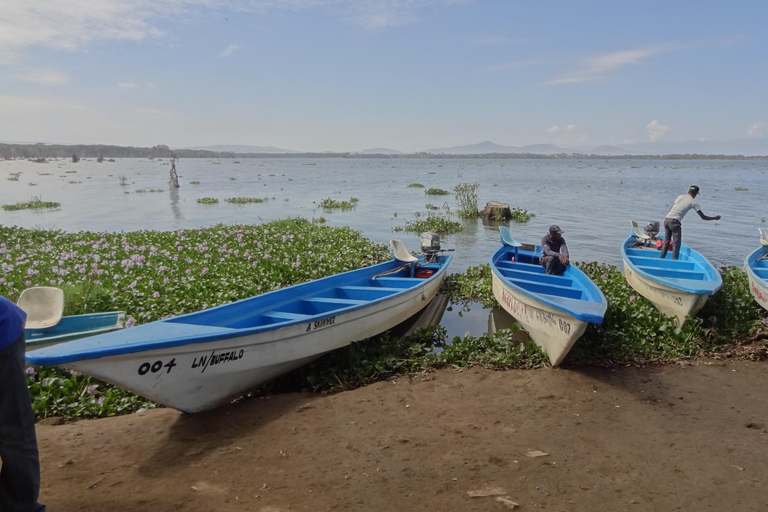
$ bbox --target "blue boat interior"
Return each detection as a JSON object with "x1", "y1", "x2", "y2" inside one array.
[
  {"x1": 749, "y1": 247, "x2": 768, "y2": 281},
  {"x1": 622, "y1": 234, "x2": 721, "y2": 293},
  {"x1": 163, "y1": 256, "x2": 449, "y2": 330},
  {"x1": 25, "y1": 312, "x2": 124, "y2": 341},
  {"x1": 491, "y1": 240, "x2": 606, "y2": 323}
]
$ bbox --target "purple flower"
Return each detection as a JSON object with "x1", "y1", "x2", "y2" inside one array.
[
  {"x1": 125, "y1": 317, "x2": 136, "y2": 328},
  {"x1": 25, "y1": 366, "x2": 36, "y2": 377},
  {"x1": 70, "y1": 370, "x2": 82, "y2": 376},
  {"x1": 86, "y1": 385, "x2": 98, "y2": 394},
  {"x1": 264, "y1": 254, "x2": 271, "y2": 260},
  {"x1": 709, "y1": 316, "x2": 717, "y2": 324},
  {"x1": 629, "y1": 295, "x2": 636, "y2": 302},
  {"x1": 152, "y1": 291, "x2": 160, "y2": 298},
  {"x1": 97, "y1": 396, "x2": 106, "y2": 406},
  {"x1": 762, "y1": 318, "x2": 768, "y2": 327},
  {"x1": 601, "y1": 274, "x2": 608, "y2": 279}
]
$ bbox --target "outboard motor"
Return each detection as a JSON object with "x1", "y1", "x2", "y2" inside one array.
[
  {"x1": 420, "y1": 232, "x2": 441, "y2": 263},
  {"x1": 644, "y1": 221, "x2": 660, "y2": 239}
]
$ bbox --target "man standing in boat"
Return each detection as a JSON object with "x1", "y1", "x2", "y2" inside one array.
[
  {"x1": 541, "y1": 225, "x2": 569, "y2": 275},
  {"x1": 0, "y1": 295, "x2": 46, "y2": 512},
  {"x1": 660, "y1": 185, "x2": 721, "y2": 260}
]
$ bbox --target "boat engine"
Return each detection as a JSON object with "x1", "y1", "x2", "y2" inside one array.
[
  {"x1": 644, "y1": 221, "x2": 660, "y2": 239},
  {"x1": 420, "y1": 232, "x2": 441, "y2": 263}
]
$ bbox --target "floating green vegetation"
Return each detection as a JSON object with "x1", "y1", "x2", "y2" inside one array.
[
  {"x1": 394, "y1": 214, "x2": 463, "y2": 235},
  {"x1": 510, "y1": 207, "x2": 535, "y2": 223},
  {"x1": 229, "y1": 177, "x2": 236, "y2": 180},
  {"x1": 2, "y1": 197, "x2": 61, "y2": 211},
  {"x1": 425, "y1": 204, "x2": 440, "y2": 211},
  {"x1": 453, "y1": 182, "x2": 479, "y2": 218},
  {"x1": 197, "y1": 197, "x2": 219, "y2": 204},
  {"x1": 135, "y1": 189, "x2": 164, "y2": 193},
  {"x1": 38, "y1": 173, "x2": 52, "y2": 176},
  {"x1": 225, "y1": 197, "x2": 268, "y2": 204},
  {"x1": 424, "y1": 188, "x2": 450, "y2": 196},
  {"x1": 7, "y1": 173, "x2": 20, "y2": 181},
  {"x1": 65, "y1": 170, "x2": 77, "y2": 174},
  {"x1": 189, "y1": 181, "x2": 201, "y2": 185},
  {"x1": 735, "y1": 187, "x2": 749, "y2": 191},
  {"x1": 408, "y1": 183, "x2": 425, "y2": 188},
  {"x1": 428, "y1": 171, "x2": 437, "y2": 174},
  {"x1": 319, "y1": 197, "x2": 357, "y2": 210}
]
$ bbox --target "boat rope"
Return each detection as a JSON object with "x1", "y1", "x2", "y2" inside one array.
[{"x1": 372, "y1": 263, "x2": 413, "y2": 280}]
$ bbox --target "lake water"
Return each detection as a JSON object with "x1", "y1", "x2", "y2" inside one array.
[{"x1": 2, "y1": 157, "x2": 765, "y2": 338}]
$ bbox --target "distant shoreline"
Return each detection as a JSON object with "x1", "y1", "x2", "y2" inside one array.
[{"x1": 2, "y1": 143, "x2": 767, "y2": 160}]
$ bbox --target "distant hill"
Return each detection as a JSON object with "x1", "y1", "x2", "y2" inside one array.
[
  {"x1": 361, "y1": 148, "x2": 403, "y2": 155},
  {"x1": 424, "y1": 141, "x2": 575, "y2": 155},
  {"x1": 584, "y1": 145, "x2": 646, "y2": 156},
  {"x1": 616, "y1": 138, "x2": 768, "y2": 157},
  {"x1": 177, "y1": 144, "x2": 300, "y2": 154}
]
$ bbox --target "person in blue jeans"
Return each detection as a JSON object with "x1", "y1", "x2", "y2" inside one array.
[
  {"x1": 659, "y1": 186, "x2": 721, "y2": 260},
  {"x1": 0, "y1": 295, "x2": 45, "y2": 512}
]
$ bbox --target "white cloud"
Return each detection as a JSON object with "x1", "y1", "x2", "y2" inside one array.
[
  {"x1": 0, "y1": 94, "x2": 87, "y2": 114},
  {"x1": 0, "y1": 0, "x2": 466, "y2": 61},
  {"x1": 747, "y1": 122, "x2": 765, "y2": 138},
  {"x1": 548, "y1": 123, "x2": 586, "y2": 146},
  {"x1": 545, "y1": 47, "x2": 662, "y2": 85},
  {"x1": 14, "y1": 68, "x2": 70, "y2": 86},
  {"x1": 646, "y1": 120, "x2": 669, "y2": 141},
  {"x1": 118, "y1": 82, "x2": 140, "y2": 89},
  {"x1": 547, "y1": 126, "x2": 560, "y2": 134},
  {"x1": 218, "y1": 44, "x2": 240, "y2": 58}
]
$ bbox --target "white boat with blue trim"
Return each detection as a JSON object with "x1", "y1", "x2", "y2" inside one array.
[
  {"x1": 490, "y1": 227, "x2": 607, "y2": 366},
  {"x1": 745, "y1": 228, "x2": 768, "y2": 311},
  {"x1": 26, "y1": 239, "x2": 451, "y2": 413},
  {"x1": 621, "y1": 223, "x2": 722, "y2": 325}
]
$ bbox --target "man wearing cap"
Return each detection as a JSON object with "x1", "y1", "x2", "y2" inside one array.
[
  {"x1": 0, "y1": 295, "x2": 46, "y2": 512},
  {"x1": 660, "y1": 185, "x2": 721, "y2": 260},
  {"x1": 541, "y1": 225, "x2": 569, "y2": 275}
]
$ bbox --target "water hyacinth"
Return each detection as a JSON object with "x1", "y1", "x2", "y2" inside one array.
[{"x1": 0, "y1": 219, "x2": 390, "y2": 324}]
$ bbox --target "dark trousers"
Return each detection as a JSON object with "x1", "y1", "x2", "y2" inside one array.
[
  {"x1": 660, "y1": 217, "x2": 682, "y2": 260},
  {"x1": 540, "y1": 255, "x2": 566, "y2": 275},
  {"x1": 0, "y1": 334, "x2": 45, "y2": 512}
]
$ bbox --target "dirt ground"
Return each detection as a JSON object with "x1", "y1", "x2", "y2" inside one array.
[{"x1": 36, "y1": 358, "x2": 768, "y2": 512}]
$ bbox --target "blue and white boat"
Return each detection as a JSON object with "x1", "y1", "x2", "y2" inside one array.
[
  {"x1": 26, "y1": 311, "x2": 125, "y2": 350},
  {"x1": 27, "y1": 241, "x2": 451, "y2": 413},
  {"x1": 745, "y1": 228, "x2": 768, "y2": 312},
  {"x1": 490, "y1": 227, "x2": 607, "y2": 366},
  {"x1": 621, "y1": 229, "x2": 722, "y2": 325}
]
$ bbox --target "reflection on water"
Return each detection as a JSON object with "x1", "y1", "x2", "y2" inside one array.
[
  {"x1": 391, "y1": 293, "x2": 449, "y2": 337},
  {"x1": 438, "y1": 300, "x2": 529, "y2": 341},
  {"x1": 169, "y1": 186, "x2": 183, "y2": 222}
]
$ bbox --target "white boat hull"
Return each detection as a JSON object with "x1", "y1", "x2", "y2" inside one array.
[
  {"x1": 747, "y1": 274, "x2": 768, "y2": 312},
  {"x1": 492, "y1": 274, "x2": 588, "y2": 366},
  {"x1": 622, "y1": 263, "x2": 709, "y2": 325},
  {"x1": 63, "y1": 277, "x2": 443, "y2": 413}
]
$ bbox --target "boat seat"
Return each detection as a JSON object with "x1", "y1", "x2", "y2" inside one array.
[
  {"x1": 512, "y1": 278, "x2": 583, "y2": 300},
  {"x1": 628, "y1": 255, "x2": 696, "y2": 270},
  {"x1": 631, "y1": 220, "x2": 650, "y2": 240},
  {"x1": 498, "y1": 267, "x2": 574, "y2": 287},
  {"x1": 338, "y1": 286, "x2": 400, "y2": 300},
  {"x1": 635, "y1": 266, "x2": 706, "y2": 280},
  {"x1": 371, "y1": 277, "x2": 416, "y2": 288},
  {"x1": 759, "y1": 228, "x2": 768, "y2": 248},
  {"x1": 262, "y1": 311, "x2": 313, "y2": 322},
  {"x1": 304, "y1": 297, "x2": 366, "y2": 307},
  {"x1": 389, "y1": 240, "x2": 418, "y2": 263},
  {"x1": 499, "y1": 226, "x2": 522, "y2": 261},
  {"x1": 17, "y1": 287, "x2": 65, "y2": 329}
]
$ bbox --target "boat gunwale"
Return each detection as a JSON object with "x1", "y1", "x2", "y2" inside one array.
[
  {"x1": 489, "y1": 245, "x2": 606, "y2": 324},
  {"x1": 621, "y1": 233, "x2": 722, "y2": 295},
  {"x1": 745, "y1": 246, "x2": 768, "y2": 284},
  {"x1": 26, "y1": 255, "x2": 452, "y2": 366}
]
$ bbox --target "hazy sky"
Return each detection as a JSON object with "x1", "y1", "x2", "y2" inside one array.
[{"x1": 1, "y1": 0, "x2": 766, "y2": 152}]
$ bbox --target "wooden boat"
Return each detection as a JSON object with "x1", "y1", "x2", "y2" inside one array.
[
  {"x1": 26, "y1": 243, "x2": 452, "y2": 413},
  {"x1": 744, "y1": 228, "x2": 768, "y2": 311},
  {"x1": 26, "y1": 311, "x2": 126, "y2": 351},
  {"x1": 490, "y1": 227, "x2": 606, "y2": 366},
  {"x1": 621, "y1": 228, "x2": 722, "y2": 325}
]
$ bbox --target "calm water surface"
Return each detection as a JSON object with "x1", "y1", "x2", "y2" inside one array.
[{"x1": 2, "y1": 157, "x2": 765, "y2": 337}]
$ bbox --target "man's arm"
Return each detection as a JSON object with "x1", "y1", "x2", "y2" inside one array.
[
  {"x1": 559, "y1": 242, "x2": 570, "y2": 264},
  {"x1": 696, "y1": 210, "x2": 721, "y2": 221}
]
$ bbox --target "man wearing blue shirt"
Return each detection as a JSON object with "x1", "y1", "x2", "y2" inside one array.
[{"x1": 0, "y1": 295, "x2": 45, "y2": 512}]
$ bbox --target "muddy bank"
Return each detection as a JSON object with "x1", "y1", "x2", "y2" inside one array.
[{"x1": 37, "y1": 359, "x2": 768, "y2": 511}]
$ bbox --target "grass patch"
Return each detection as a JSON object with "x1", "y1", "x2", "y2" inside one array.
[
  {"x1": 189, "y1": 181, "x2": 201, "y2": 185},
  {"x1": 424, "y1": 188, "x2": 450, "y2": 196},
  {"x1": 408, "y1": 183, "x2": 425, "y2": 188},
  {"x1": 319, "y1": 198, "x2": 357, "y2": 210},
  {"x1": 735, "y1": 187, "x2": 749, "y2": 191},
  {"x1": 197, "y1": 197, "x2": 219, "y2": 204},
  {"x1": 510, "y1": 207, "x2": 535, "y2": 223},
  {"x1": 225, "y1": 197, "x2": 268, "y2": 204},
  {"x1": 2, "y1": 197, "x2": 61, "y2": 211},
  {"x1": 454, "y1": 183, "x2": 479, "y2": 218}
]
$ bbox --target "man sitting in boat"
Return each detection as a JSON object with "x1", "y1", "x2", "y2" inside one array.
[
  {"x1": 660, "y1": 185, "x2": 721, "y2": 260},
  {"x1": 541, "y1": 225, "x2": 569, "y2": 275}
]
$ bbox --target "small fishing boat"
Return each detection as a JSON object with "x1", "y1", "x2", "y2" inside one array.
[
  {"x1": 621, "y1": 222, "x2": 722, "y2": 325},
  {"x1": 490, "y1": 227, "x2": 606, "y2": 366},
  {"x1": 26, "y1": 238, "x2": 452, "y2": 413},
  {"x1": 744, "y1": 228, "x2": 768, "y2": 311},
  {"x1": 16, "y1": 286, "x2": 125, "y2": 350},
  {"x1": 26, "y1": 311, "x2": 126, "y2": 350}
]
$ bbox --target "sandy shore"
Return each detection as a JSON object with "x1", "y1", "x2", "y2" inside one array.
[{"x1": 36, "y1": 358, "x2": 768, "y2": 511}]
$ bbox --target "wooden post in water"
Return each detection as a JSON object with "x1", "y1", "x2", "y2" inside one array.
[{"x1": 169, "y1": 152, "x2": 180, "y2": 188}]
